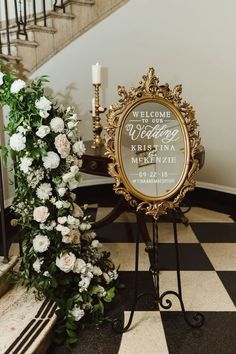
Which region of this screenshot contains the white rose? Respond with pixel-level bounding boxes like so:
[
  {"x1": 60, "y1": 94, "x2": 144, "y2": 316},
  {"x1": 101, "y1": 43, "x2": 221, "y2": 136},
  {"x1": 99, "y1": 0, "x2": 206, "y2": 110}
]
[
  {"x1": 72, "y1": 141, "x2": 86, "y2": 157},
  {"x1": 56, "y1": 252, "x2": 76, "y2": 273},
  {"x1": 35, "y1": 96, "x2": 52, "y2": 112},
  {"x1": 58, "y1": 187, "x2": 67, "y2": 197},
  {"x1": 36, "y1": 183, "x2": 52, "y2": 200},
  {"x1": 10, "y1": 79, "x2": 26, "y2": 94},
  {"x1": 33, "y1": 206, "x2": 49, "y2": 223},
  {"x1": 54, "y1": 134, "x2": 70, "y2": 158},
  {"x1": 36, "y1": 125, "x2": 50, "y2": 138},
  {"x1": 57, "y1": 216, "x2": 67, "y2": 224},
  {"x1": 69, "y1": 305, "x2": 85, "y2": 322},
  {"x1": 42, "y1": 151, "x2": 60, "y2": 169},
  {"x1": 67, "y1": 121, "x2": 75, "y2": 130},
  {"x1": 10, "y1": 133, "x2": 26, "y2": 151},
  {"x1": 32, "y1": 258, "x2": 42, "y2": 273},
  {"x1": 33, "y1": 234, "x2": 50, "y2": 253},
  {"x1": 0, "y1": 72, "x2": 4, "y2": 85},
  {"x1": 50, "y1": 117, "x2": 64, "y2": 133},
  {"x1": 19, "y1": 156, "x2": 33, "y2": 173}
]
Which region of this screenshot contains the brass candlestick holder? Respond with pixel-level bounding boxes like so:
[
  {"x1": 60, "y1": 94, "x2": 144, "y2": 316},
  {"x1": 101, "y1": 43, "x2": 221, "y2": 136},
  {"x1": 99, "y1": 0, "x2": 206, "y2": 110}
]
[{"x1": 91, "y1": 84, "x2": 106, "y2": 149}]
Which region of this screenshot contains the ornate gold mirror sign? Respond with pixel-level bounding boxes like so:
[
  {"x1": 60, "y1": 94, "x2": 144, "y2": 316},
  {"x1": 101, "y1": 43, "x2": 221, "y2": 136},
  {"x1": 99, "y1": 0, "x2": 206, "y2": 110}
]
[{"x1": 105, "y1": 68, "x2": 201, "y2": 218}]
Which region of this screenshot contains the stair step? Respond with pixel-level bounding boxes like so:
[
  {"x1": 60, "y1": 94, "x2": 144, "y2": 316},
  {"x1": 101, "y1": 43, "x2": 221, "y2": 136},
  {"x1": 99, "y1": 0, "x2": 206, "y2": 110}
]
[
  {"x1": 0, "y1": 285, "x2": 57, "y2": 354},
  {"x1": 0, "y1": 255, "x2": 18, "y2": 298}
]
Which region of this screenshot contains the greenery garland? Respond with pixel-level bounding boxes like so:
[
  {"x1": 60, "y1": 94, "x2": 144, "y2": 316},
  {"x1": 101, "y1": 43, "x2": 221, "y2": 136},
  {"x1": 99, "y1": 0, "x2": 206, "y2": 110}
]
[{"x1": 0, "y1": 62, "x2": 118, "y2": 345}]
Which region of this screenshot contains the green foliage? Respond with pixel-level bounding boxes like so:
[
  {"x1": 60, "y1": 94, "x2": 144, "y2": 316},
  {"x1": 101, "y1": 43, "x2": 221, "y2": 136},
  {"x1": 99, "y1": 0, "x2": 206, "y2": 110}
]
[{"x1": 0, "y1": 61, "x2": 118, "y2": 346}]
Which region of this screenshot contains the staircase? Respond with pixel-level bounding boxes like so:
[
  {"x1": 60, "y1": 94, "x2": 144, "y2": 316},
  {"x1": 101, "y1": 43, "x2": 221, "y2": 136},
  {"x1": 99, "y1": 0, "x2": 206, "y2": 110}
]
[{"x1": 0, "y1": 0, "x2": 128, "y2": 77}]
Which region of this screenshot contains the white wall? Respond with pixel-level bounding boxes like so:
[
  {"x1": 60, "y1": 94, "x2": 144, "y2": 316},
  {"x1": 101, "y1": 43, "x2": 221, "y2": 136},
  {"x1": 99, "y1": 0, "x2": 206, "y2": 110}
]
[{"x1": 29, "y1": 0, "x2": 236, "y2": 193}]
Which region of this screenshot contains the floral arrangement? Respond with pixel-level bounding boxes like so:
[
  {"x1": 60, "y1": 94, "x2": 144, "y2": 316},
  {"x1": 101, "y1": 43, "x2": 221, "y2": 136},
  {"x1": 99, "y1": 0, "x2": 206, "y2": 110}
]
[{"x1": 0, "y1": 62, "x2": 118, "y2": 345}]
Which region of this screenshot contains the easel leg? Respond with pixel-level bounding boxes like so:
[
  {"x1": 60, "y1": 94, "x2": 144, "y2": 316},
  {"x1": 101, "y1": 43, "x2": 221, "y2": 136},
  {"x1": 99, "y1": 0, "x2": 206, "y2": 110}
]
[{"x1": 159, "y1": 209, "x2": 205, "y2": 327}]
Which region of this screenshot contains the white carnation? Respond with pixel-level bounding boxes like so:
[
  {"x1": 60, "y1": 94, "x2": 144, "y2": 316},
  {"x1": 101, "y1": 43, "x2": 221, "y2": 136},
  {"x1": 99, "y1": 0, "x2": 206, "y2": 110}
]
[
  {"x1": 42, "y1": 151, "x2": 60, "y2": 169},
  {"x1": 19, "y1": 156, "x2": 33, "y2": 173},
  {"x1": 33, "y1": 234, "x2": 50, "y2": 253},
  {"x1": 0, "y1": 72, "x2": 4, "y2": 85},
  {"x1": 72, "y1": 140, "x2": 86, "y2": 157},
  {"x1": 10, "y1": 133, "x2": 26, "y2": 151},
  {"x1": 10, "y1": 79, "x2": 26, "y2": 94},
  {"x1": 56, "y1": 252, "x2": 76, "y2": 273},
  {"x1": 69, "y1": 305, "x2": 85, "y2": 322},
  {"x1": 35, "y1": 96, "x2": 52, "y2": 112},
  {"x1": 36, "y1": 183, "x2": 52, "y2": 200},
  {"x1": 50, "y1": 117, "x2": 64, "y2": 133},
  {"x1": 36, "y1": 125, "x2": 50, "y2": 138}
]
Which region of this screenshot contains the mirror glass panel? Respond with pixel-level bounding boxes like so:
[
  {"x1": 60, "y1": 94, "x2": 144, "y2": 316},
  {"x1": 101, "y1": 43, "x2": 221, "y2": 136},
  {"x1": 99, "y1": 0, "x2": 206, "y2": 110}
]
[{"x1": 119, "y1": 100, "x2": 186, "y2": 199}]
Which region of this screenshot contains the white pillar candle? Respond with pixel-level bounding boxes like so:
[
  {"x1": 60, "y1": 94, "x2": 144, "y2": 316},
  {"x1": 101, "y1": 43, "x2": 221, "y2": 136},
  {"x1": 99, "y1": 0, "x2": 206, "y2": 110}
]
[
  {"x1": 92, "y1": 62, "x2": 101, "y2": 84},
  {"x1": 92, "y1": 97, "x2": 95, "y2": 116}
]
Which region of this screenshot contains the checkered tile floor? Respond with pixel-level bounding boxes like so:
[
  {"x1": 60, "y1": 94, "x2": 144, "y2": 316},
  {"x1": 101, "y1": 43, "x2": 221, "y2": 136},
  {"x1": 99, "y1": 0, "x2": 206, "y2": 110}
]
[{"x1": 51, "y1": 205, "x2": 236, "y2": 354}]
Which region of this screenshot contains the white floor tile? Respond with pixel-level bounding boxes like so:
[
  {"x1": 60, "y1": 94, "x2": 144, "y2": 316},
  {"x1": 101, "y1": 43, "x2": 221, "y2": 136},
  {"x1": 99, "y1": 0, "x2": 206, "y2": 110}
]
[
  {"x1": 202, "y1": 244, "x2": 236, "y2": 270},
  {"x1": 96, "y1": 208, "x2": 137, "y2": 223},
  {"x1": 187, "y1": 207, "x2": 233, "y2": 223},
  {"x1": 103, "y1": 243, "x2": 150, "y2": 271},
  {"x1": 146, "y1": 222, "x2": 199, "y2": 243},
  {"x1": 118, "y1": 311, "x2": 169, "y2": 354},
  {"x1": 159, "y1": 271, "x2": 235, "y2": 312}
]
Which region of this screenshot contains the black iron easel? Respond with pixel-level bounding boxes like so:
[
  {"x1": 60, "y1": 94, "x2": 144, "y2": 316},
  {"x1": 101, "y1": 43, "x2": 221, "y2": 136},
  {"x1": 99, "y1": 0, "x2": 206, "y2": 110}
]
[{"x1": 111, "y1": 208, "x2": 205, "y2": 333}]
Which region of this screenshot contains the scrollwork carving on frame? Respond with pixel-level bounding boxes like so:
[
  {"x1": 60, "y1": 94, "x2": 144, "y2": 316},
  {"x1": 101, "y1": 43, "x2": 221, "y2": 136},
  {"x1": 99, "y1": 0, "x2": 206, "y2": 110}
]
[{"x1": 105, "y1": 68, "x2": 202, "y2": 219}]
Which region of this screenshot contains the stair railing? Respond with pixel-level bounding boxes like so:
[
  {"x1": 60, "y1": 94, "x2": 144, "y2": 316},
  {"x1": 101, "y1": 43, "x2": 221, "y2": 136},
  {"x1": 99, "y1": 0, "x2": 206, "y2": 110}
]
[{"x1": 0, "y1": 0, "x2": 66, "y2": 56}]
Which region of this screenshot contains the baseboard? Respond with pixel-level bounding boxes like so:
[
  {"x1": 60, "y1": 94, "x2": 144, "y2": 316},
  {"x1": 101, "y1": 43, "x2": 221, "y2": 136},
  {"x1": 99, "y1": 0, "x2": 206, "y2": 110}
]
[{"x1": 196, "y1": 181, "x2": 236, "y2": 195}]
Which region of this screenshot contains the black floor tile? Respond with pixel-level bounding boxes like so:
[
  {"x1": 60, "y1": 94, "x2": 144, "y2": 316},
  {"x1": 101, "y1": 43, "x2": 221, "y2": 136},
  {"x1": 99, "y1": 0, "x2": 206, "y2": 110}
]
[
  {"x1": 117, "y1": 271, "x2": 158, "y2": 311},
  {"x1": 48, "y1": 320, "x2": 122, "y2": 354},
  {"x1": 161, "y1": 311, "x2": 236, "y2": 354},
  {"x1": 217, "y1": 271, "x2": 236, "y2": 307},
  {"x1": 158, "y1": 244, "x2": 214, "y2": 270},
  {"x1": 95, "y1": 223, "x2": 144, "y2": 243},
  {"x1": 191, "y1": 223, "x2": 236, "y2": 243}
]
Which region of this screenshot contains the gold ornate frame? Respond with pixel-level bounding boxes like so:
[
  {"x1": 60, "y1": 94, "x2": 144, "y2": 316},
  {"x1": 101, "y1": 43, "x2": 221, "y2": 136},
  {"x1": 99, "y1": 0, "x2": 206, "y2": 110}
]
[{"x1": 105, "y1": 68, "x2": 201, "y2": 219}]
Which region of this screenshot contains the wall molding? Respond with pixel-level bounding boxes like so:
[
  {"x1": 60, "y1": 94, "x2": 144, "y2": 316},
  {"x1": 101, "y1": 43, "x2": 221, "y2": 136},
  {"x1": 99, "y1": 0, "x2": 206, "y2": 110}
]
[{"x1": 196, "y1": 181, "x2": 236, "y2": 195}]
